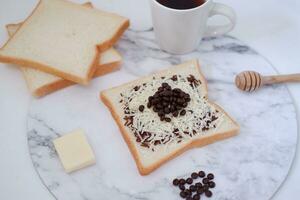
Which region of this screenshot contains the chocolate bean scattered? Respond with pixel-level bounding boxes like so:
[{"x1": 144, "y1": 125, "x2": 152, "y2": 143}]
[
  {"x1": 192, "y1": 194, "x2": 200, "y2": 200},
  {"x1": 197, "y1": 187, "x2": 205, "y2": 194},
  {"x1": 179, "y1": 184, "x2": 186, "y2": 191},
  {"x1": 207, "y1": 173, "x2": 214, "y2": 180},
  {"x1": 202, "y1": 184, "x2": 209, "y2": 191},
  {"x1": 205, "y1": 190, "x2": 212, "y2": 197},
  {"x1": 189, "y1": 185, "x2": 197, "y2": 192},
  {"x1": 208, "y1": 181, "x2": 215, "y2": 188},
  {"x1": 195, "y1": 182, "x2": 202, "y2": 188},
  {"x1": 180, "y1": 191, "x2": 187, "y2": 198},
  {"x1": 172, "y1": 170, "x2": 216, "y2": 199},
  {"x1": 186, "y1": 178, "x2": 193, "y2": 184},
  {"x1": 139, "y1": 105, "x2": 145, "y2": 112},
  {"x1": 185, "y1": 189, "x2": 191, "y2": 196},
  {"x1": 146, "y1": 82, "x2": 190, "y2": 122},
  {"x1": 202, "y1": 178, "x2": 209, "y2": 184},
  {"x1": 198, "y1": 171, "x2": 205, "y2": 178},
  {"x1": 173, "y1": 179, "x2": 179, "y2": 186},
  {"x1": 191, "y1": 172, "x2": 198, "y2": 179},
  {"x1": 179, "y1": 179, "x2": 186, "y2": 185}
]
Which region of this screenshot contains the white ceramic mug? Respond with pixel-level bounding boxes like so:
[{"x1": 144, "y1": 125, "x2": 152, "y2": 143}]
[{"x1": 149, "y1": 0, "x2": 236, "y2": 54}]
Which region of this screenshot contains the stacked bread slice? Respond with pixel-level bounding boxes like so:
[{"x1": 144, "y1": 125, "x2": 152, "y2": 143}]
[{"x1": 0, "y1": 0, "x2": 129, "y2": 97}]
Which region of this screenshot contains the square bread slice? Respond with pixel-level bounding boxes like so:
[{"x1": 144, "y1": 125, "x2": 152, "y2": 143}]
[
  {"x1": 5, "y1": 3, "x2": 122, "y2": 97},
  {"x1": 0, "y1": 0, "x2": 129, "y2": 84},
  {"x1": 101, "y1": 60, "x2": 239, "y2": 175}
]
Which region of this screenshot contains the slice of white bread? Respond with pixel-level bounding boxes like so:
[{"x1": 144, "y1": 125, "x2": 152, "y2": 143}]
[
  {"x1": 0, "y1": 0, "x2": 129, "y2": 84},
  {"x1": 5, "y1": 3, "x2": 122, "y2": 97},
  {"x1": 101, "y1": 60, "x2": 239, "y2": 175}
]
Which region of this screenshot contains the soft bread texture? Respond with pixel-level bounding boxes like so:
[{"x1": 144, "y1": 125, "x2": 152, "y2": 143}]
[
  {"x1": 0, "y1": 0, "x2": 129, "y2": 84},
  {"x1": 6, "y1": 22, "x2": 121, "y2": 97},
  {"x1": 101, "y1": 60, "x2": 239, "y2": 175}
]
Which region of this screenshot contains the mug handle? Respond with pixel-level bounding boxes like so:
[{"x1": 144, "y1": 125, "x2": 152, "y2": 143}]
[{"x1": 204, "y1": 3, "x2": 236, "y2": 37}]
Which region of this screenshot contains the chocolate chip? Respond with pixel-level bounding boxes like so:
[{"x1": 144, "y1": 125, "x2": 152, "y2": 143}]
[
  {"x1": 165, "y1": 117, "x2": 171, "y2": 122},
  {"x1": 139, "y1": 105, "x2": 145, "y2": 112},
  {"x1": 189, "y1": 185, "x2": 197, "y2": 192},
  {"x1": 186, "y1": 197, "x2": 193, "y2": 200},
  {"x1": 179, "y1": 179, "x2": 186, "y2": 185},
  {"x1": 173, "y1": 179, "x2": 179, "y2": 186},
  {"x1": 205, "y1": 190, "x2": 212, "y2": 197},
  {"x1": 202, "y1": 178, "x2": 209, "y2": 184},
  {"x1": 156, "y1": 104, "x2": 163, "y2": 109},
  {"x1": 207, "y1": 173, "x2": 214, "y2": 180},
  {"x1": 162, "y1": 83, "x2": 169, "y2": 88},
  {"x1": 164, "y1": 107, "x2": 171, "y2": 114},
  {"x1": 148, "y1": 96, "x2": 154, "y2": 102},
  {"x1": 180, "y1": 191, "x2": 187, "y2": 198},
  {"x1": 192, "y1": 194, "x2": 200, "y2": 200},
  {"x1": 208, "y1": 181, "x2": 215, "y2": 188},
  {"x1": 186, "y1": 178, "x2": 193, "y2": 184},
  {"x1": 191, "y1": 172, "x2": 198, "y2": 179},
  {"x1": 158, "y1": 111, "x2": 165, "y2": 117},
  {"x1": 198, "y1": 171, "x2": 205, "y2": 178},
  {"x1": 179, "y1": 184, "x2": 186, "y2": 191},
  {"x1": 176, "y1": 105, "x2": 183, "y2": 110},
  {"x1": 182, "y1": 102, "x2": 188, "y2": 108},
  {"x1": 147, "y1": 82, "x2": 192, "y2": 121},
  {"x1": 180, "y1": 109, "x2": 186, "y2": 116},
  {"x1": 173, "y1": 111, "x2": 179, "y2": 117},
  {"x1": 173, "y1": 88, "x2": 181, "y2": 93},
  {"x1": 152, "y1": 98, "x2": 159, "y2": 105},
  {"x1": 160, "y1": 116, "x2": 165, "y2": 121}
]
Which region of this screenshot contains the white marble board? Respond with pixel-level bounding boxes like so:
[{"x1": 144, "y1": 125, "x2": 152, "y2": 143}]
[{"x1": 27, "y1": 31, "x2": 297, "y2": 200}]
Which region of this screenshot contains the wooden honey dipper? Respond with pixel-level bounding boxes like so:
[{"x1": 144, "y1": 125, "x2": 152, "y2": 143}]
[{"x1": 235, "y1": 71, "x2": 300, "y2": 92}]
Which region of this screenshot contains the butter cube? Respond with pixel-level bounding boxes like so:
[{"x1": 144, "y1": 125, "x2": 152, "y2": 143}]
[{"x1": 53, "y1": 129, "x2": 95, "y2": 173}]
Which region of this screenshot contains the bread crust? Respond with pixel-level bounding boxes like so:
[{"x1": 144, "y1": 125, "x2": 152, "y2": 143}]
[
  {"x1": 34, "y1": 61, "x2": 120, "y2": 97},
  {"x1": 100, "y1": 60, "x2": 239, "y2": 175},
  {"x1": 0, "y1": 0, "x2": 129, "y2": 85}
]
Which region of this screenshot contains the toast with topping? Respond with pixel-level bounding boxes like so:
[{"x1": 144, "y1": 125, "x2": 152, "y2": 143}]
[
  {"x1": 0, "y1": 0, "x2": 129, "y2": 84},
  {"x1": 5, "y1": 2, "x2": 122, "y2": 97},
  {"x1": 101, "y1": 60, "x2": 239, "y2": 175}
]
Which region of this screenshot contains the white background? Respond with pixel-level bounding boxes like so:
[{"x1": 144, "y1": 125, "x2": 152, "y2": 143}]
[{"x1": 0, "y1": 0, "x2": 299, "y2": 199}]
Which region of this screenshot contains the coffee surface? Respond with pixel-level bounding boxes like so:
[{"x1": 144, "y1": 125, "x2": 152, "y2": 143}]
[{"x1": 156, "y1": 0, "x2": 206, "y2": 10}]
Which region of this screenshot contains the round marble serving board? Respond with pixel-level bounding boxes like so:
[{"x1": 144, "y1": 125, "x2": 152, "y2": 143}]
[{"x1": 27, "y1": 31, "x2": 298, "y2": 200}]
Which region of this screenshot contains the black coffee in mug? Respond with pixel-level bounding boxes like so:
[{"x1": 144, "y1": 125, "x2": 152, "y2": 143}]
[{"x1": 156, "y1": 0, "x2": 206, "y2": 10}]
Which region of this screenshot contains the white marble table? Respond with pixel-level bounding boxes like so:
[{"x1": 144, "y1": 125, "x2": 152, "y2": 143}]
[{"x1": 0, "y1": 0, "x2": 300, "y2": 200}]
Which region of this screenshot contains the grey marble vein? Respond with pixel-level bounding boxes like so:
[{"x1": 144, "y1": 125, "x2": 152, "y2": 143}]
[{"x1": 26, "y1": 30, "x2": 297, "y2": 200}]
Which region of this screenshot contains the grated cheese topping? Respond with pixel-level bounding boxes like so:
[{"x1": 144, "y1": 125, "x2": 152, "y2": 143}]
[{"x1": 120, "y1": 74, "x2": 223, "y2": 152}]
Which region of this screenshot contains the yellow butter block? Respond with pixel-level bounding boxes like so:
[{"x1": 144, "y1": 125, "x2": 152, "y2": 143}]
[{"x1": 53, "y1": 129, "x2": 96, "y2": 173}]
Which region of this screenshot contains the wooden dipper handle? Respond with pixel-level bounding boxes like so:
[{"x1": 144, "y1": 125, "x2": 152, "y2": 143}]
[{"x1": 235, "y1": 71, "x2": 300, "y2": 92}]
